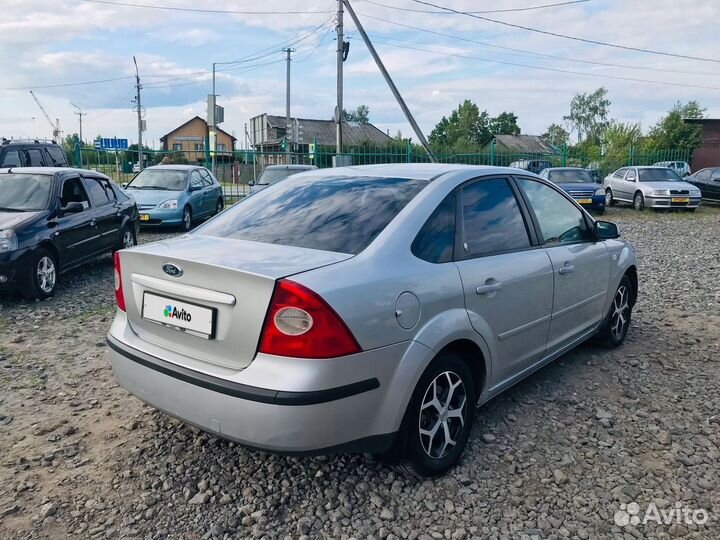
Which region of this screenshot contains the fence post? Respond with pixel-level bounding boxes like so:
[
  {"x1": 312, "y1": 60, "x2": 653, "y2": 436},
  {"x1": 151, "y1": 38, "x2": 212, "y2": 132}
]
[
  {"x1": 490, "y1": 139, "x2": 496, "y2": 166},
  {"x1": 562, "y1": 143, "x2": 567, "y2": 167},
  {"x1": 407, "y1": 138, "x2": 412, "y2": 163},
  {"x1": 629, "y1": 145, "x2": 635, "y2": 166}
]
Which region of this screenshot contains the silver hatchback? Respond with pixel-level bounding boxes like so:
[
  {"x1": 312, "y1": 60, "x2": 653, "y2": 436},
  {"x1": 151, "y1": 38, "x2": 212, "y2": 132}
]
[{"x1": 108, "y1": 164, "x2": 638, "y2": 476}]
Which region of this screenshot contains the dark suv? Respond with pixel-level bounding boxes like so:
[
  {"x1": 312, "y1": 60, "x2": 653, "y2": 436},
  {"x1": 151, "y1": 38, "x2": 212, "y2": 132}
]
[{"x1": 0, "y1": 139, "x2": 68, "y2": 168}]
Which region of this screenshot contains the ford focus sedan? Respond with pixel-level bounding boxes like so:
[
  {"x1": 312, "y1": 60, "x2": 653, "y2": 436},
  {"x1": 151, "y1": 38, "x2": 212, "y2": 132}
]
[
  {"x1": 603, "y1": 166, "x2": 702, "y2": 211},
  {"x1": 125, "y1": 165, "x2": 224, "y2": 231},
  {"x1": 538, "y1": 167, "x2": 605, "y2": 213},
  {"x1": 107, "y1": 164, "x2": 638, "y2": 476}
]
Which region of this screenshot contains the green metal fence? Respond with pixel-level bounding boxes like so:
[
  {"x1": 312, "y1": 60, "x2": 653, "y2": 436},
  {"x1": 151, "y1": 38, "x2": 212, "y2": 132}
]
[{"x1": 68, "y1": 142, "x2": 693, "y2": 205}]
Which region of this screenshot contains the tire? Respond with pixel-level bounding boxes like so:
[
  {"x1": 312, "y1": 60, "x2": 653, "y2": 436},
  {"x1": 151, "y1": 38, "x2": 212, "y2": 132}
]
[
  {"x1": 596, "y1": 275, "x2": 634, "y2": 348},
  {"x1": 633, "y1": 191, "x2": 645, "y2": 211},
  {"x1": 181, "y1": 206, "x2": 192, "y2": 232},
  {"x1": 116, "y1": 226, "x2": 136, "y2": 252},
  {"x1": 404, "y1": 353, "x2": 476, "y2": 477},
  {"x1": 215, "y1": 198, "x2": 224, "y2": 215},
  {"x1": 605, "y1": 189, "x2": 615, "y2": 207},
  {"x1": 24, "y1": 248, "x2": 58, "y2": 300}
]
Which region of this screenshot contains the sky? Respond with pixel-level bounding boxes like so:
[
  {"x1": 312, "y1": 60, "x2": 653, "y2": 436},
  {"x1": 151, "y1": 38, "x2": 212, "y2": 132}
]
[{"x1": 1, "y1": 0, "x2": 719, "y2": 149}]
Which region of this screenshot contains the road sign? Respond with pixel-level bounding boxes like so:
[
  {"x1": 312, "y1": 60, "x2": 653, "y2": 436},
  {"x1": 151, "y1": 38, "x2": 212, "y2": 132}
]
[{"x1": 95, "y1": 138, "x2": 129, "y2": 150}]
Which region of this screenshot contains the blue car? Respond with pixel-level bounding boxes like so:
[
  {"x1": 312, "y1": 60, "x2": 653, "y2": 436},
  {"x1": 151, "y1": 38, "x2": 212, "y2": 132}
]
[
  {"x1": 538, "y1": 167, "x2": 606, "y2": 214},
  {"x1": 124, "y1": 165, "x2": 224, "y2": 231}
]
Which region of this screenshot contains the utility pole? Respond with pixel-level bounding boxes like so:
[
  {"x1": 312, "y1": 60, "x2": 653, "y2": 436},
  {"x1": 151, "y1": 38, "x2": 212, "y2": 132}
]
[
  {"x1": 336, "y1": 0, "x2": 344, "y2": 155},
  {"x1": 343, "y1": 0, "x2": 436, "y2": 162},
  {"x1": 283, "y1": 48, "x2": 295, "y2": 162},
  {"x1": 133, "y1": 56, "x2": 144, "y2": 172},
  {"x1": 211, "y1": 63, "x2": 217, "y2": 176},
  {"x1": 71, "y1": 103, "x2": 85, "y2": 167}
]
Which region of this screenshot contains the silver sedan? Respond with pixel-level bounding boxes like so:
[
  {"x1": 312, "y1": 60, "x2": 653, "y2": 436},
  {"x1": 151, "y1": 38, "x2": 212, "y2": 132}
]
[
  {"x1": 603, "y1": 166, "x2": 702, "y2": 211},
  {"x1": 107, "y1": 164, "x2": 638, "y2": 476}
]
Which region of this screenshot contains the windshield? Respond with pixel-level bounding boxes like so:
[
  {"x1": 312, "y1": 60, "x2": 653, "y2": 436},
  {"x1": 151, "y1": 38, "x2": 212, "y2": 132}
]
[
  {"x1": 196, "y1": 175, "x2": 429, "y2": 254},
  {"x1": 639, "y1": 169, "x2": 682, "y2": 182},
  {"x1": 0, "y1": 174, "x2": 53, "y2": 211},
  {"x1": 256, "y1": 168, "x2": 309, "y2": 185},
  {"x1": 548, "y1": 169, "x2": 594, "y2": 183},
  {"x1": 127, "y1": 169, "x2": 188, "y2": 191}
]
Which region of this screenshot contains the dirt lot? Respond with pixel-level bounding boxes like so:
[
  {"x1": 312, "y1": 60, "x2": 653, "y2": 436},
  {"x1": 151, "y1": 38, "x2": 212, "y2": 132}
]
[{"x1": 1, "y1": 207, "x2": 719, "y2": 540}]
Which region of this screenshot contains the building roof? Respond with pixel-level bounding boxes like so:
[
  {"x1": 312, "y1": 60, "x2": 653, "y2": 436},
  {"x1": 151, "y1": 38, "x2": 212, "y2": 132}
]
[
  {"x1": 493, "y1": 134, "x2": 557, "y2": 154},
  {"x1": 261, "y1": 115, "x2": 392, "y2": 146},
  {"x1": 683, "y1": 118, "x2": 719, "y2": 124},
  {"x1": 159, "y1": 116, "x2": 237, "y2": 142}
]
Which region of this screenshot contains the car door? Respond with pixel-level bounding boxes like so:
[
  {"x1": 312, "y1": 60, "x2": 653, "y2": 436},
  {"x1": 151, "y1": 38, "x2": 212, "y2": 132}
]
[
  {"x1": 707, "y1": 169, "x2": 720, "y2": 201},
  {"x1": 612, "y1": 167, "x2": 633, "y2": 201},
  {"x1": 82, "y1": 176, "x2": 121, "y2": 251},
  {"x1": 199, "y1": 169, "x2": 217, "y2": 215},
  {"x1": 188, "y1": 170, "x2": 206, "y2": 216},
  {"x1": 55, "y1": 176, "x2": 102, "y2": 266},
  {"x1": 24, "y1": 147, "x2": 47, "y2": 167},
  {"x1": 515, "y1": 177, "x2": 610, "y2": 353},
  {"x1": 453, "y1": 177, "x2": 554, "y2": 386}
]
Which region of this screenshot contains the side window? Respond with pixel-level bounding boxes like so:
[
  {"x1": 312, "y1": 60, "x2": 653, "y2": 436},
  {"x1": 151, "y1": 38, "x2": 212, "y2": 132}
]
[
  {"x1": 60, "y1": 178, "x2": 90, "y2": 210},
  {"x1": 1, "y1": 150, "x2": 22, "y2": 167},
  {"x1": 83, "y1": 178, "x2": 113, "y2": 207},
  {"x1": 25, "y1": 148, "x2": 45, "y2": 166},
  {"x1": 625, "y1": 169, "x2": 637, "y2": 181},
  {"x1": 45, "y1": 146, "x2": 67, "y2": 166},
  {"x1": 613, "y1": 168, "x2": 626, "y2": 179},
  {"x1": 111, "y1": 183, "x2": 129, "y2": 202},
  {"x1": 460, "y1": 178, "x2": 530, "y2": 257},
  {"x1": 412, "y1": 192, "x2": 456, "y2": 263},
  {"x1": 199, "y1": 169, "x2": 214, "y2": 187},
  {"x1": 190, "y1": 171, "x2": 204, "y2": 189},
  {"x1": 517, "y1": 178, "x2": 593, "y2": 245}
]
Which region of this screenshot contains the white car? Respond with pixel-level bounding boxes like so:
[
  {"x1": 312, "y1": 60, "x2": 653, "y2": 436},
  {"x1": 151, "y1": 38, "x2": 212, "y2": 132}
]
[
  {"x1": 603, "y1": 166, "x2": 702, "y2": 211},
  {"x1": 248, "y1": 164, "x2": 316, "y2": 195},
  {"x1": 653, "y1": 160, "x2": 691, "y2": 177}
]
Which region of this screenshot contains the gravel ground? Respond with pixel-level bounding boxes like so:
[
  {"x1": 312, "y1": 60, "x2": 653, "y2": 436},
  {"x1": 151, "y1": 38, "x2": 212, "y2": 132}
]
[{"x1": 1, "y1": 207, "x2": 719, "y2": 540}]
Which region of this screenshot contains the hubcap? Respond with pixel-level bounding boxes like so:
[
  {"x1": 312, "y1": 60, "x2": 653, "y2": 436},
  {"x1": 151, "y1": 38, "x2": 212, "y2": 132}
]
[
  {"x1": 184, "y1": 210, "x2": 191, "y2": 229},
  {"x1": 610, "y1": 285, "x2": 630, "y2": 340},
  {"x1": 37, "y1": 256, "x2": 56, "y2": 294},
  {"x1": 419, "y1": 371, "x2": 467, "y2": 459},
  {"x1": 634, "y1": 195, "x2": 642, "y2": 210},
  {"x1": 122, "y1": 230, "x2": 135, "y2": 248},
  {"x1": 605, "y1": 190, "x2": 612, "y2": 206}
]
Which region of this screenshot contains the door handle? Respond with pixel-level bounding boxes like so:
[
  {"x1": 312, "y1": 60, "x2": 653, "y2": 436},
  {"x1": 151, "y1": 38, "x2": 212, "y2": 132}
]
[
  {"x1": 558, "y1": 264, "x2": 575, "y2": 275},
  {"x1": 90, "y1": 219, "x2": 97, "y2": 227},
  {"x1": 476, "y1": 280, "x2": 503, "y2": 295}
]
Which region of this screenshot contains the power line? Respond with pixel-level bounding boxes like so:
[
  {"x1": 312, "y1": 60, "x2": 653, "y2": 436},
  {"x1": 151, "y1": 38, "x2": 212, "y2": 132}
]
[
  {"x1": 365, "y1": 0, "x2": 590, "y2": 14},
  {"x1": 80, "y1": 0, "x2": 332, "y2": 15},
  {"x1": 407, "y1": 0, "x2": 720, "y2": 64},
  {"x1": 144, "y1": 60, "x2": 286, "y2": 90},
  {"x1": 355, "y1": 12, "x2": 720, "y2": 77},
  {"x1": 356, "y1": 37, "x2": 720, "y2": 91},
  {"x1": 5, "y1": 76, "x2": 133, "y2": 90}
]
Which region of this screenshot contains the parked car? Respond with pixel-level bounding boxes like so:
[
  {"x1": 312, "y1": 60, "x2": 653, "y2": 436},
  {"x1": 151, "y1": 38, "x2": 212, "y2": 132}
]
[
  {"x1": 249, "y1": 164, "x2": 317, "y2": 194},
  {"x1": 509, "y1": 159, "x2": 554, "y2": 175},
  {"x1": 538, "y1": 167, "x2": 605, "y2": 213},
  {"x1": 603, "y1": 166, "x2": 702, "y2": 211},
  {"x1": 653, "y1": 160, "x2": 691, "y2": 177},
  {"x1": 107, "y1": 164, "x2": 638, "y2": 476},
  {"x1": 124, "y1": 165, "x2": 224, "y2": 231},
  {"x1": 686, "y1": 167, "x2": 720, "y2": 203},
  {"x1": 0, "y1": 139, "x2": 68, "y2": 168},
  {"x1": 0, "y1": 167, "x2": 138, "y2": 299},
  {"x1": 132, "y1": 163, "x2": 141, "y2": 173}
]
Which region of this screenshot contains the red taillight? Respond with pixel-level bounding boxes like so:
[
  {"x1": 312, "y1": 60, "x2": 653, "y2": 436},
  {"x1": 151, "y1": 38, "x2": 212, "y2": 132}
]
[
  {"x1": 113, "y1": 251, "x2": 126, "y2": 312},
  {"x1": 259, "y1": 279, "x2": 361, "y2": 359}
]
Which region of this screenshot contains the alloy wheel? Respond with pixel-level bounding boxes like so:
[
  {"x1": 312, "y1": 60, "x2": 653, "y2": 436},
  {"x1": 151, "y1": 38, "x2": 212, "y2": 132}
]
[
  {"x1": 122, "y1": 230, "x2": 135, "y2": 248},
  {"x1": 605, "y1": 190, "x2": 613, "y2": 206},
  {"x1": 37, "y1": 256, "x2": 56, "y2": 294},
  {"x1": 418, "y1": 371, "x2": 467, "y2": 459},
  {"x1": 183, "y1": 209, "x2": 191, "y2": 230},
  {"x1": 634, "y1": 193, "x2": 644, "y2": 211},
  {"x1": 610, "y1": 285, "x2": 630, "y2": 340}
]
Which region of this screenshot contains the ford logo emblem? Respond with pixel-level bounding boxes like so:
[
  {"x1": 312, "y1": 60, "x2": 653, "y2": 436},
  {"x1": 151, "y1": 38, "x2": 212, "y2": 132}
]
[{"x1": 162, "y1": 263, "x2": 183, "y2": 278}]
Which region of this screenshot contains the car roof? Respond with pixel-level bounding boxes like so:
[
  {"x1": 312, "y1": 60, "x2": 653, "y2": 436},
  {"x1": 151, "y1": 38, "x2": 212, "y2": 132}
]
[
  {"x1": 143, "y1": 165, "x2": 204, "y2": 171},
  {"x1": 303, "y1": 163, "x2": 531, "y2": 181},
  {"x1": 543, "y1": 167, "x2": 587, "y2": 171},
  {"x1": 264, "y1": 164, "x2": 317, "y2": 170},
  {"x1": 0, "y1": 140, "x2": 61, "y2": 146},
  {"x1": 0, "y1": 166, "x2": 111, "y2": 178}
]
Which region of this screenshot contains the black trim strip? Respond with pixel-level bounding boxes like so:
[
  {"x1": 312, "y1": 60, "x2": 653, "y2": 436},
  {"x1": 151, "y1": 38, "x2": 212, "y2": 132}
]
[{"x1": 106, "y1": 337, "x2": 379, "y2": 406}]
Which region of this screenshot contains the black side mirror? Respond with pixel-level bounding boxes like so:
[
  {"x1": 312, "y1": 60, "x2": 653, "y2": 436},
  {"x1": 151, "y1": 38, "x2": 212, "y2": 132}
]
[
  {"x1": 248, "y1": 180, "x2": 256, "y2": 187},
  {"x1": 60, "y1": 201, "x2": 84, "y2": 215},
  {"x1": 595, "y1": 220, "x2": 619, "y2": 240}
]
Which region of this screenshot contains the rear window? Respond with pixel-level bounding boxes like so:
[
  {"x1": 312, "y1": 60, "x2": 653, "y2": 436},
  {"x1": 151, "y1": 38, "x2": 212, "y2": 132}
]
[
  {"x1": 197, "y1": 175, "x2": 429, "y2": 254},
  {"x1": 45, "y1": 146, "x2": 67, "y2": 166}
]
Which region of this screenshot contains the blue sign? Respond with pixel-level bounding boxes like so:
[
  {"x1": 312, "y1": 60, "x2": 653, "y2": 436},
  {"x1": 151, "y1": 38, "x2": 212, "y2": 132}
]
[{"x1": 95, "y1": 138, "x2": 129, "y2": 150}]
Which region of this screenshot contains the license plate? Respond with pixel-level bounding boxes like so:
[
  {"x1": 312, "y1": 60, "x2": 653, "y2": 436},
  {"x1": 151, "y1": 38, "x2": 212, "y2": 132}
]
[
  {"x1": 140, "y1": 214, "x2": 150, "y2": 221},
  {"x1": 671, "y1": 197, "x2": 689, "y2": 203},
  {"x1": 576, "y1": 198, "x2": 592, "y2": 204},
  {"x1": 142, "y1": 292, "x2": 216, "y2": 338}
]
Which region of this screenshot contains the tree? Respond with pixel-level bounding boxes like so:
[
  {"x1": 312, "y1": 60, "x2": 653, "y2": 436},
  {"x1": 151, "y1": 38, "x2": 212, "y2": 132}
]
[
  {"x1": 646, "y1": 101, "x2": 705, "y2": 151},
  {"x1": 429, "y1": 100, "x2": 491, "y2": 150},
  {"x1": 564, "y1": 87, "x2": 611, "y2": 144},
  {"x1": 343, "y1": 104, "x2": 370, "y2": 123},
  {"x1": 541, "y1": 123, "x2": 569, "y2": 147},
  {"x1": 603, "y1": 121, "x2": 641, "y2": 150},
  {"x1": 488, "y1": 112, "x2": 521, "y2": 136}
]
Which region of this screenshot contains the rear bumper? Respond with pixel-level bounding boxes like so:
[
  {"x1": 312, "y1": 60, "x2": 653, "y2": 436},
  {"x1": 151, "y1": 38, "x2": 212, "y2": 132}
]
[{"x1": 105, "y1": 312, "x2": 424, "y2": 454}]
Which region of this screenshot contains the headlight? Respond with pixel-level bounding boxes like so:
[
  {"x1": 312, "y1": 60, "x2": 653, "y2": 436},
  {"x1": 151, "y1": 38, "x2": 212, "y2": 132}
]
[
  {"x1": 158, "y1": 200, "x2": 178, "y2": 210},
  {"x1": 651, "y1": 189, "x2": 670, "y2": 196},
  {"x1": 594, "y1": 188, "x2": 605, "y2": 196},
  {"x1": 0, "y1": 230, "x2": 18, "y2": 253},
  {"x1": 690, "y1": 189, "x2": 701, "y2": 196}
]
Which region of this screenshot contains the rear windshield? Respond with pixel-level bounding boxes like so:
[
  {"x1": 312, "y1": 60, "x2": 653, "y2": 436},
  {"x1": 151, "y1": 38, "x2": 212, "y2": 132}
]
[
  {"x1": 639, "y1": 169, "x2": 682, "y2": 182},
  {"x1": 256, "y1": 168, "x2": 309, "y2": 185},
  {"x1": 548, "y1": 169, "x2": 594, "y2": 183},
  {"x1": 197, "y1": 175, "x2": 429, "y2": 254}
]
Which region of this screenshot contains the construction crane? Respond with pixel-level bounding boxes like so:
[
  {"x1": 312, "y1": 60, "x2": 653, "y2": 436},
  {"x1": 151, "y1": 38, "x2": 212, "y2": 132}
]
[{"x1": 29, "y1": 91, "x2": 61, "y2": 140}]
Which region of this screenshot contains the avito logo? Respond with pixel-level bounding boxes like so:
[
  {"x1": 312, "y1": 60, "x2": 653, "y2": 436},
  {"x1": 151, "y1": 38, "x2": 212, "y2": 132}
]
[{"x1": 163, "y1": 304, "x2": 192, "y2": 322}]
